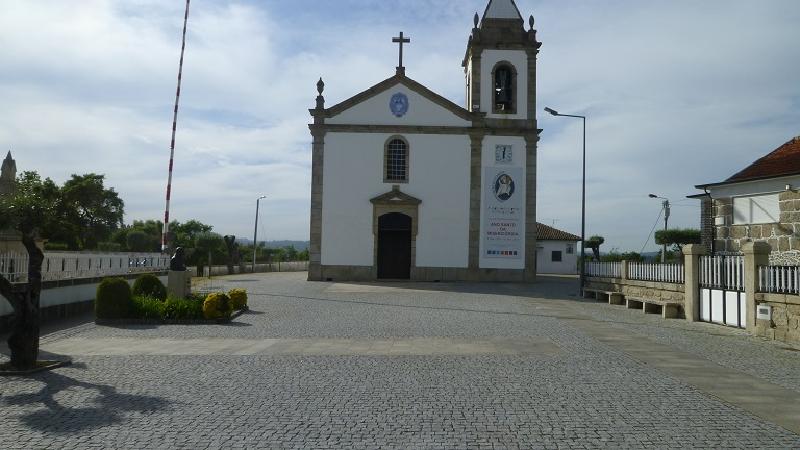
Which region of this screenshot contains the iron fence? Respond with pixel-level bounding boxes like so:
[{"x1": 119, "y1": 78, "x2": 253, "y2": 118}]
[{"x1": 759, "y1": 265, "x2": 800, "y2": 295}]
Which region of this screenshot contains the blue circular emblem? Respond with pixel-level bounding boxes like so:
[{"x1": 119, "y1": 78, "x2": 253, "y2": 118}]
[
  {"x1": 493, "y1": 172, "x2": 515, "y2": 202},
  {"x1": 389, "y1": 93, "x2": 409, "y2": 117}
]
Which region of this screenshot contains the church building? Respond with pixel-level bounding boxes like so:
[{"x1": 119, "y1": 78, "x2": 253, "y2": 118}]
[{"x1": 308, "y1": 0, "x2": 542, "y2": 282}]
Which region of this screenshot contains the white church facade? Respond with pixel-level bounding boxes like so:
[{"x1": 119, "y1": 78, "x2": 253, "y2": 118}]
[{"x1": 308, "y1": 0, "x2": 542, "y2": 282}]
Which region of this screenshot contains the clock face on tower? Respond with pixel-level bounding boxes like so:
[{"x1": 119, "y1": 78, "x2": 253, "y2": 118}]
[{"x1": 495, "y1": 145, "x2": 512, "y2": 164}]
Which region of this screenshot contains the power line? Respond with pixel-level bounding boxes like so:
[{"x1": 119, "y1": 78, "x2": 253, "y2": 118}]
[{"x1": 640, "y1": 206, "x2": 664, "y2": 254}]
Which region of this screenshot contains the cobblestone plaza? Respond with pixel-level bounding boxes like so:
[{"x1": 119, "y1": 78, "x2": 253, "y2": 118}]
[{"x1": 2, "y1": 272, "x2": 800, "y2": 448}]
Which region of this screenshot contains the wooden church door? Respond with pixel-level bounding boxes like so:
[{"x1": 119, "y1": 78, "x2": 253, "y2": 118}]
[{"x1": 377, "y1": 212, "x2": 412, "y2": 279}]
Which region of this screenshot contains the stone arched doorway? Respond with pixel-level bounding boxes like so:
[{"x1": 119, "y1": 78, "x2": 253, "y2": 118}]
[{"x1": 377, "y1": 212, "x2": 412, "y2": 279}]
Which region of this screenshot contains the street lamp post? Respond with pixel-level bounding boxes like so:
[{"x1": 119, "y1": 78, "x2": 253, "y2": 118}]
[
  {"x1": 648, "y1": 194, "x2": 671, "y2": 262},
  {"x1": 253, "y1": 195, "x2": 266, "y2": 273},
  {"x1": 544, "y1": 107, "x2": 586, "y2": 294}
]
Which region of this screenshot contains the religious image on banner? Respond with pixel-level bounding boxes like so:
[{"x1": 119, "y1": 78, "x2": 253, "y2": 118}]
[{"x1": 483, "y1": 167, "x2": 523, "y2": 259}]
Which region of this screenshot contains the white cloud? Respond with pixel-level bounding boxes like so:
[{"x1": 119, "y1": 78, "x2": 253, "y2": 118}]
[{"x1": 0, "y1": 0, "x2": 798, "y2": 251}]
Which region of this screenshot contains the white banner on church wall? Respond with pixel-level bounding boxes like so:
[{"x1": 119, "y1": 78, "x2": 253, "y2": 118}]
[{"x1": 482, "y1": 167, "x2": 523, "y2": 259}]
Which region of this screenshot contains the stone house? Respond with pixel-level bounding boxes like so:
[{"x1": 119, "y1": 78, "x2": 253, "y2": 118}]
[{"x1": 692, "y1": 136, "x2": 800, "y2": 265}]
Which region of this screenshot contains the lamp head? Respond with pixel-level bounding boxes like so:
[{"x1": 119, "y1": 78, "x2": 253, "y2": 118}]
[
  {"x1": 544, "y1": 107, "x2": 559, "y2": 116},
  {"x1": 648, "y1": 194, "x2": 658, "y2": 198}
]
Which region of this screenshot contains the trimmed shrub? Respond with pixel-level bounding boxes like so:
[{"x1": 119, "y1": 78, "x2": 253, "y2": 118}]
[
  {"x1": 228, "y1": 289, "x2": 248, "y2": 310},
  {"x1": 96, "y1": 277, "x2": 132, "y2": 319},
  {"x1": 132, "y1": 274, "x2": 167, "y2": 301},
  {"x1": 131, "y1": 296, "x2": 166, "y2": 320},
  {"x1": 202, "y1": 292, "x2": 233, "y2": 320},
  {"x1": 164, "y1": 296, "x2": 204, "y2": 320}
]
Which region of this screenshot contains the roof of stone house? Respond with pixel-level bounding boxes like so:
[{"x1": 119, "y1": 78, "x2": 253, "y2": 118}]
[
  {"x1": 536, "y1": 223, "x2": 581, "y2": 241},
  {"x1": 695, "y1": 136, "x2": 800, "y2": 188},
  {"x1": 725, "y1": 136, "x2": 800, "y2": 182}
]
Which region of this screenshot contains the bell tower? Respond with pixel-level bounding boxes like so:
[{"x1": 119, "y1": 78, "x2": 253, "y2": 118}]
[
  {"x1": 0, "y1": 151, "x2": 16, "y2": 196},
  {"x1": 463, "y1": 0, "x2": 541, "y2": 122}
]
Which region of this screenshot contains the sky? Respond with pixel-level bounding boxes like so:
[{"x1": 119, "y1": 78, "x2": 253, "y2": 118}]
[{"x1": 1, "y1": 0, "x2": 799, "y2": 253}]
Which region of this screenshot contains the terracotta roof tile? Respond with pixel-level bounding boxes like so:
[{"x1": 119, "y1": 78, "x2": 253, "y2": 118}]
[
  {"x1": 726, "y1": 136, "x2": 800, "y2": 183},
  {"x1": 536, "y1": 223, "x2": 581, "y2": 241}
]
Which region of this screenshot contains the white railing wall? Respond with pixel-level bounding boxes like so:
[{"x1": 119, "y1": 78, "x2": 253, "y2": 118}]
[
  {"x1": 699, "y1": 255, "x2": 744, "y2": 290},
  {"x1": 0, "y1": 251, "x2": 29, "y2": 283},
  {"x1": 759, "y1": 265, "x2": 800, "y2": 295},
  {"x1": 585, "y1": 261, "x2": 621, "y2": 278},
  {"x1": 628, "y1": 262, "x2": 685, "y2": 284},
  {"x1": 0, "y1": 251, "x2": 169, "y2": 283},
  {"x1": 198, "y1": 261, "x2": 310, "y2": 277}
]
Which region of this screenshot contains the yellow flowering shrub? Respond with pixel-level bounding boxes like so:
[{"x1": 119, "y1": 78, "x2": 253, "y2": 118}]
[
  {"x1": 228, "y1": 289, "x2": 248, "y2": 310},
  {"x1": 202, "y1": 292, "x2": 233, "y2": 320}
]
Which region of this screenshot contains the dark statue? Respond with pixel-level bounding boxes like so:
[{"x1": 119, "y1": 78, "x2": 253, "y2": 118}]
[
  {"x1": 223, "y1": 235, "x2": 239, "y2": 275},
  {"x1": 170, "y1": 247, "x2": 186, "y2": 271}
]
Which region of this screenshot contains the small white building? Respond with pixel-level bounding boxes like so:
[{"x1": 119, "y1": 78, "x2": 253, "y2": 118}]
[
  {"x1": 535, "y1": 223, "x2": 580, "y2": 275},
  {"x1": 307, "y1": 0, "x2": 542, "y2": 282}
]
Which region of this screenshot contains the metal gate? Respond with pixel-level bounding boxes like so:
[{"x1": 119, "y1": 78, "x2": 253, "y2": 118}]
[{"x1": 699, "y1": 255, "x2": 746, "y2": 329}]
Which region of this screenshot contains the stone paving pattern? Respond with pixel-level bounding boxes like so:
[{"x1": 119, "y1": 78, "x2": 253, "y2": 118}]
[{"x1": 1, "y1": 272, "x2": 799, "y2": 448}]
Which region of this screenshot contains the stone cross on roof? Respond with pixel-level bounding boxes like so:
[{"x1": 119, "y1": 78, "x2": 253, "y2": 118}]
[{"x1": 392, "y1": 31, "x2": 411, "y2": 73}]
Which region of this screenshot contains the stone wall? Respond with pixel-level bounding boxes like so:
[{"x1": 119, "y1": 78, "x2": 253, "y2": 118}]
[
  {"x1": 713, "y1": 190, "x2": 800, "y2": 265},
  {"x1": 585, "y1": 277, "x2": 685, "y2": 316},
  {"x1": 700, "y1": 197, "x2": 713, "y2": 254},
  {"x1": 754, "y1": 292, "x2": 800, "y2": 344}
]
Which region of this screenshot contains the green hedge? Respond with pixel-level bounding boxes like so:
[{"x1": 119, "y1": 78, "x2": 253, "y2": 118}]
[
  {"x1": 132, "y1": 274, "x2": 167, "y2": 301},
  {"x1": 131, "y1": 296, "x2": 166, "y2": 320},
  {"x1": 162, "y1": 296, "x2": 204, "y2": 320},
  {"x1": 96, "y1": 277, "x2": 132, "y2": 319}
]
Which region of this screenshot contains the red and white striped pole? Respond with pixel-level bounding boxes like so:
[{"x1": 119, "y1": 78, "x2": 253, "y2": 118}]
[{"x1": 162, "y1": 0, "x2": 191, "y2": 252}]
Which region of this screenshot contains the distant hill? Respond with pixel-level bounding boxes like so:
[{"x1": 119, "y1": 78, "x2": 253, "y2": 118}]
[
  {"x1": 235, "y1": 238, "x2": 309, "y2": 251},
  {"x1": 265, "y1": 240, "x2": 309, "y2": 251}
]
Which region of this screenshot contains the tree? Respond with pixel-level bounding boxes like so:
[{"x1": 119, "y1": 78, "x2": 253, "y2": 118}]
[
  {"x1": 60, "y1": 174, "x2": 124, "y2": 249},
  {"x1": 584, "y1": 235, "x2": 605, "y2": 261},
  {"x1": 113, "y1": 220, "x2": 161, "y2": 252},
  {"x1": 0, "y1": 172, "x2": 60, "y2": 370},
  {"x1": 126, "y1": 230, "x2": 153, "y2": 252},
  {"x1": 223, "y1": 235, "x2": 240, "y2": 275},
  {"x1": 170, "y1": 219, "x2": 213, "y2": 250},
  {"x1": 297, "y1": 248, "x2": 309, "y2": 261},
  {"x1": 601, "y1": 251, "x2": 644, "y2": 262},
  {"x1": 282, "y1": 246, "x2": 298, "y2": 261},
  {"x1": 193, "y1": 232, "x2": 225, "y2": 276},
  {"x1": 655, "y1": 228, "x2": 701, "y2": 253}
]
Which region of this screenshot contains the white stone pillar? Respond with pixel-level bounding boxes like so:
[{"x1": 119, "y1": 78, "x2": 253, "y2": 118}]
[
  {"x1": 742, "y1": 242, "x2": 771, "y2": 333},
  {"x1": 682, "y1": 244, "x2": 706, "y2": 322}
]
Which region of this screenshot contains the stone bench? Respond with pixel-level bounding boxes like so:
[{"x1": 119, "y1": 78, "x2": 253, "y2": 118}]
[
  {"x1": 583, "y1": 288, "x2": 624, "y2": 305},
  {"x1": 625, "y1": 296, "x2": 681, "y2": 319}
]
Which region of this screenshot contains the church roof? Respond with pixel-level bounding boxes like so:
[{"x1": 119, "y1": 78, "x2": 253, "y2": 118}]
[
  {"x1": 695, "y1": 135, "x2": 800, "y2": 188},
  {"x1": 319, "y1": 72, "x2": 474, "y2": 122},
  {"x1": 1, "y1": 151, "x2": 14, "y2": 172},
  {"x1": 483, "y1": 0, "x2": 523, "y2": 21},
  {"x1": 536, "y1": 223, "x2": 581, "y2": 241}
]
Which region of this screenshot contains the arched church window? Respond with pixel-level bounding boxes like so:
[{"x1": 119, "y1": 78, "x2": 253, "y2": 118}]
[
  {"x1": 493, "y1": 62, "x2": 516, "y2": 114},
  {"x1": 384, "y1": 137, "x2": 409, "y2": 183}
]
